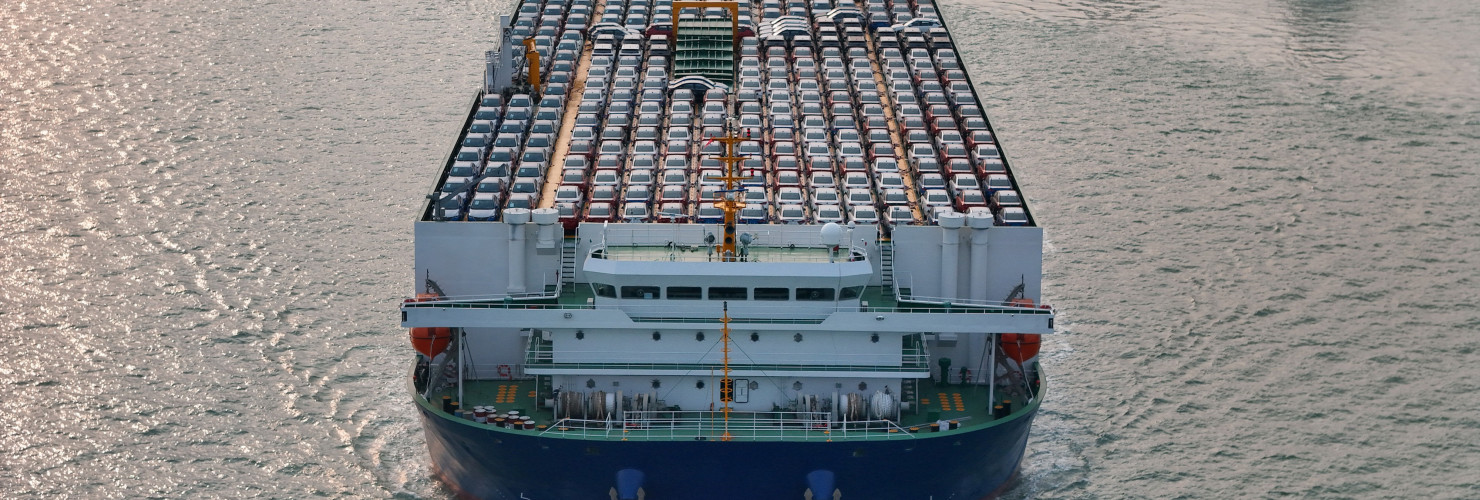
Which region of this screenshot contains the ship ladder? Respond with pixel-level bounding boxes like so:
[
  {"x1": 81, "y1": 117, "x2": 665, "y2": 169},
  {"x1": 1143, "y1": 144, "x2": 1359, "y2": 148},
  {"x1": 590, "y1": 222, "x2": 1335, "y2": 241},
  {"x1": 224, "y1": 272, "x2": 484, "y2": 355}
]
[
  {"x1": 880, "y1": 239, "x2": 895, "y2": 289},
  {"x1": 560, "y1": 237, "x2": 578, "y2": 285}
]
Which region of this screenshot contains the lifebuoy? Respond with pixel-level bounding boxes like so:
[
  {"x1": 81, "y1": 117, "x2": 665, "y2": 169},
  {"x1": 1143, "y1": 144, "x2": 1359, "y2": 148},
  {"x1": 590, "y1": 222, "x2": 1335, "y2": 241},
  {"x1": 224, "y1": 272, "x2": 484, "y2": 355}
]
[{"x1": 497, "y1": 364, "x2": 512, "y2": 379}]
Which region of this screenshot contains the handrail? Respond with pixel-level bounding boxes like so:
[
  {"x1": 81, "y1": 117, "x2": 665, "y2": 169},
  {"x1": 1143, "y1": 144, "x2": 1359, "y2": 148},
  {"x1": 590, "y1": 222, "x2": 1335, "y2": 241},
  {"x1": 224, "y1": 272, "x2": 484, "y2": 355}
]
[
  {"x1": 892, "y1": 272, "x2": 1054, "y2": 311},
  {"x1": 408, "y1": 269, "x2": 562, "y2": 303},
  {"x1": 587, "y1": 242, "x2": 870, "y2": 264},
  {"x1": 402, "y1": 296, "x2": 1053, "y2": 316},
  {"x1": 524, "y1": 343, "x2": 930, "y2": 371},
  {"x1": 538, "y1": 410, "x2": 916, "y2": 441}
]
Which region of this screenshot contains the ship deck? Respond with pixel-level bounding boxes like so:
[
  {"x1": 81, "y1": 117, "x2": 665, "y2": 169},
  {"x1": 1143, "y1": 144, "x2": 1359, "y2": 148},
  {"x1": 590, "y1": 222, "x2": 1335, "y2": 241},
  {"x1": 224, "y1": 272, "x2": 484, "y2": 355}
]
[
  {"x1": 424, "y1": 373, "x2": 1040, "y2": 442},
  {"x1": 599, "y1": 244, "x2": 833, "y2": 262},
  {"x1": 431, "y1": 284, "x2": 1048, "y2": 317},
  {"x1": 426, "y1": 0, "x2": 1036, "y2": 228}
]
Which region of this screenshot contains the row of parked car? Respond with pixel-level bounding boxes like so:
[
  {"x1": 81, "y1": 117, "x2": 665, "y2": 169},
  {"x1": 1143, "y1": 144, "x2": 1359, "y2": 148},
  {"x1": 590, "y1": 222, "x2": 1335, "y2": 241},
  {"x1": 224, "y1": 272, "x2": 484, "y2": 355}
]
[{"x1": 436, "y1": 0, "x2": 1029, "y2": 227}]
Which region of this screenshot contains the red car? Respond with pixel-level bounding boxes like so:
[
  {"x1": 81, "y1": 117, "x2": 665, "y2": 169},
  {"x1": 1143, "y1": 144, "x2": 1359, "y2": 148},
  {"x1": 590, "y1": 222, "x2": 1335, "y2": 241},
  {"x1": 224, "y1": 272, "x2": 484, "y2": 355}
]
[
  {"x1": 953, "y1": 189, "x2": 989, "y2": 213},
  {"x1": 930, "y1": 116, "x2": 960, "y2": 137},
  {"x1": 924, "y1": 104, "x2": 953, "y2": 123},
  {"x1": 645, "y1": 23, "x2": 673, "y2": 37},
  {"x1": 945, "y1": 158, "x2": 975, "y2": 177},
  {"x1": 965, "y1": 129, "x2": 996, "y2": 149},
  {"x1": 938, "y1": 142, "x2": 970, "y2": 165},
  {"x1": 556, "y1": 202, "x2": 582, "y2": 231}
]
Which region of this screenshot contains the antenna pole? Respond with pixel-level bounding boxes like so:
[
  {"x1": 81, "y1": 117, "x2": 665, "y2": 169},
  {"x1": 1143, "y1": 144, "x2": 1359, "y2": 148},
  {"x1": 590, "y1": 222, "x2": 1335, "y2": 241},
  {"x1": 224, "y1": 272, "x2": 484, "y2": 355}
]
[{"x1": 720, "y1": 302, "x2": 733, "y2": 441}]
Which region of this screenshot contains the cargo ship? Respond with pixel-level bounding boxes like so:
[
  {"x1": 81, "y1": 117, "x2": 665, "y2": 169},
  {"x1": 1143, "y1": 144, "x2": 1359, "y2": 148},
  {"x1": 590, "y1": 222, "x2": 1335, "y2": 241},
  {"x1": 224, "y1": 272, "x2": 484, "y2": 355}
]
[{"x1": 402, "y1": 0, "x2": 1054, "y2": 498}]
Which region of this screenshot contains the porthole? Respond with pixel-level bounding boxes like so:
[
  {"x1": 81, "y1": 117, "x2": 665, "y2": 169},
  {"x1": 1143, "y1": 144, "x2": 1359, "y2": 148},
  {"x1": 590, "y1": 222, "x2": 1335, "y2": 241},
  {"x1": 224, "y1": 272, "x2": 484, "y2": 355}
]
[
  {"x1": 696, "y1": 332, "x2": 705, "y2": 342},
  {"x1": 870, "y1": 333, "x2": 879, "y2": 343},
  {"x1": 793, "y1": 333, "x2": 803, "y2": 343},
  {"x1": 750, "y1": 332, "x2": 760, "y2": 342},
  {"x1": 652, "y1": 331, "x2": 662, "y2": 341},
  {"x1": 696, "y1": 380, "x2": 706, "y2": 389}
]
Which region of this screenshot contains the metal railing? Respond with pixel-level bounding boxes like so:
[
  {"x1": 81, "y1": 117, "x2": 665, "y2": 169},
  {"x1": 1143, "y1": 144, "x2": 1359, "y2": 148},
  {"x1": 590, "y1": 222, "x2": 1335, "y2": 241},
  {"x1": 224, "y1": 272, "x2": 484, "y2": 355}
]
[
  {"x1": 525, "y1": 342, "x2": 930, "y2": 372},
  {"x1": 892, "y1": 273, "x2": 1055, "y2": 312},
  {"x1": 587, "y1": 242, "x2": 870, "y2": 264},
  {"x1": 539, "y1": 410, "x2": 917, "y2": 441},
  {"x1": 408, "y1": 269, "x2": 563, "y2": 303},
  {"x1": 402, "y1": 289, "x2": 1050, "y2": 316}
]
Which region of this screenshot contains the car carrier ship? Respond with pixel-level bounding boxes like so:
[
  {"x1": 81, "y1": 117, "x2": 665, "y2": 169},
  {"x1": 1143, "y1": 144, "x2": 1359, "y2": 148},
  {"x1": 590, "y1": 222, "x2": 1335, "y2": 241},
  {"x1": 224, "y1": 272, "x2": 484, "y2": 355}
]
[{"x1": 401, "y1": 0, "x2": 1054, "y2": 498}]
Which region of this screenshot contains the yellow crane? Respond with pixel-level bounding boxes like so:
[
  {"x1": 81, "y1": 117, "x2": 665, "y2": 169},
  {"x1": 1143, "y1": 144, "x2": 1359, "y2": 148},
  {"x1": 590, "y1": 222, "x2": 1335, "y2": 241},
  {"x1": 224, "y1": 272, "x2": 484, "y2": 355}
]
[{"x1": 521, "y1": 38, "x2": 541, "y2": 93}]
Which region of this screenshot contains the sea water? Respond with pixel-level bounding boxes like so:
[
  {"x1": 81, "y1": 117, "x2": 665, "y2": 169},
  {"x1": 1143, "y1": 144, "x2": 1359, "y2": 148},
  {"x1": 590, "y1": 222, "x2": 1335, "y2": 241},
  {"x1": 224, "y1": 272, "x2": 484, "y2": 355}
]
[{"x1": 2, "y1": 0, "x2": 1476, "y2": 497}]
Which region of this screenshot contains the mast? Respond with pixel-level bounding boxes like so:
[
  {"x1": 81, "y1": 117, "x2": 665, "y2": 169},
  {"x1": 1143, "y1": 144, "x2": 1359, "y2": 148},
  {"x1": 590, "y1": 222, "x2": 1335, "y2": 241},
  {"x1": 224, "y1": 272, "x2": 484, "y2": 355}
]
[
  {"x1": 703, "y1": 124, "x2": 752, "y2": 440},
  {"x1": 707, "y1": 131, "x2": 749, "y2": 262}
]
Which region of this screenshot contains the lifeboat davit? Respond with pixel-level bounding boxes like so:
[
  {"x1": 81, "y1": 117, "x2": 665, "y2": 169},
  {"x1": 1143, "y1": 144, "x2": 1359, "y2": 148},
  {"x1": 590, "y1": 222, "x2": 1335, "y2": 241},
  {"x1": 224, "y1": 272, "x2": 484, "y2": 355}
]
[
  {"x1": 407, "y1": 293, "x2": 452, "y2": 357},
  {"x1": 1001, "y1": 298, "x2": 1042, "y2": 363}
]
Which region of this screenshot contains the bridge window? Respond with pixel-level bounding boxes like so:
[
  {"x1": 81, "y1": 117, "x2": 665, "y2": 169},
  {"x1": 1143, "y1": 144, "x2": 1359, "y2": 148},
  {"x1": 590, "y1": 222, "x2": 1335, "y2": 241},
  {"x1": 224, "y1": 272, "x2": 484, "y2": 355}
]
[
  {"x1": 839, "y1": 286, "x2": 864, "y2": 300},
  {"x1": 667, "y1": 286, "x2": 703, "y2": 300},
  {"x1": 622, "y1": 286, "x2": 661, "y2": 299},
  {"x1": 796, "y1": 288, "x2": 835, "y2": 301},
  {"x1": 709, "y1": 287, "x2": 747, "y2": 300},
  {"x1": 754, "y1": 288, "x2": 790, "y2": 301},
  {"x1": 594, "y1": 284, "x2": 616, "y2": 298}
]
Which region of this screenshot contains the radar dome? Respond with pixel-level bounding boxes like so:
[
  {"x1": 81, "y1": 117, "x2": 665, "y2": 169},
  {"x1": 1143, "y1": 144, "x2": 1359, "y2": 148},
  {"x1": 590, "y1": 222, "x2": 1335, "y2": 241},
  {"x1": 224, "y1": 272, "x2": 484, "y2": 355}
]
[{"x1": 820, "y1": 222, "x2": 845, "y2": 246}]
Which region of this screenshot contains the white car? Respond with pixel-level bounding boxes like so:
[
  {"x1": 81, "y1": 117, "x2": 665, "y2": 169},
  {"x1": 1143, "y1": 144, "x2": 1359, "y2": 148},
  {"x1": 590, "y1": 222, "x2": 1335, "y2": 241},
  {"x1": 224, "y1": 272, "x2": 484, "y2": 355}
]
[{"x1": 466, "y1": 192, "x2": 502, "y2": 221}]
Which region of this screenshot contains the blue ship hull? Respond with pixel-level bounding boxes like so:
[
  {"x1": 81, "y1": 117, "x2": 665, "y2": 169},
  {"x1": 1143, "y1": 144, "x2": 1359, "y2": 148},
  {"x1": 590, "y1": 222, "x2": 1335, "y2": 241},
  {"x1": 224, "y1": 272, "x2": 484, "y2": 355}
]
[{"x1": 416, "y1": 402, "x2": 1035, "y2": 500}]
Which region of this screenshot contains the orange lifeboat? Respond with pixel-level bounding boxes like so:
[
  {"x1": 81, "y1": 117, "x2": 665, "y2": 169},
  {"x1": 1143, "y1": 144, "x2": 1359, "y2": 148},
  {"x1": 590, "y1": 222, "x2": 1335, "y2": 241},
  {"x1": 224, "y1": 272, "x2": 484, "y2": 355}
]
[
  {"x1": 1001, "y1": 298, "x2": 1042, "y2": 363},
  {"x1": 407, "y1": 293, "x2": 452, "y2": 357}
]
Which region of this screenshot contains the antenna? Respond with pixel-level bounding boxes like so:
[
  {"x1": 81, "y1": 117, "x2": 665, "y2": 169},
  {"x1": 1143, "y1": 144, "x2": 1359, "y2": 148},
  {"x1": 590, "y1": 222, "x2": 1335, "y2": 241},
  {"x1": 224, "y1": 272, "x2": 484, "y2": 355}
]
[{"x1": 720, "y1": 301, "x2": 733, "y2": 441}]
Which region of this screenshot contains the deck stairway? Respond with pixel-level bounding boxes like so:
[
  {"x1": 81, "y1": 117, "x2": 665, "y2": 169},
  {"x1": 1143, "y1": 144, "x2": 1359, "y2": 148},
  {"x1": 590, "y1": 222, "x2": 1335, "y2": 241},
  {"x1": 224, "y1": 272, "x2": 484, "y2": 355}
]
[
  {"x1": 560, "y1": 237, "x2": 577, "y2": 285},
  {"x1": 880, "y1": 239, "x2": 896, "y2": 289}
]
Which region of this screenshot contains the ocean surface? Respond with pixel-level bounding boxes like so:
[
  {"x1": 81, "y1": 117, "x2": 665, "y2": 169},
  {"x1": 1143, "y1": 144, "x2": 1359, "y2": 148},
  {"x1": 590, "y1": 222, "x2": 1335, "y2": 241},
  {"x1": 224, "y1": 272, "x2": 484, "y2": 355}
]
[{"x1": 2, "y1": 0, "x2": 1476, "y2": 498}]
